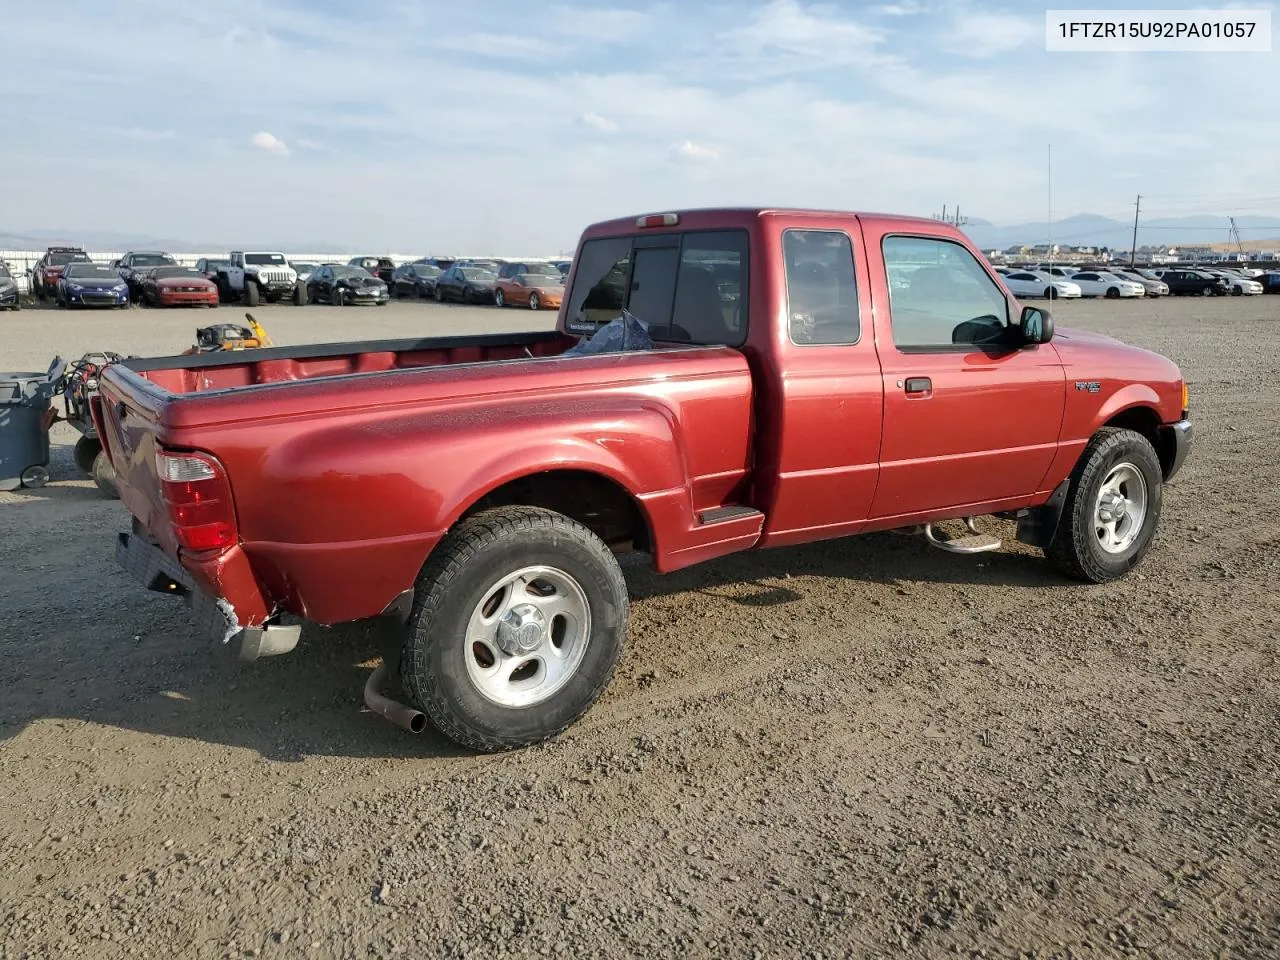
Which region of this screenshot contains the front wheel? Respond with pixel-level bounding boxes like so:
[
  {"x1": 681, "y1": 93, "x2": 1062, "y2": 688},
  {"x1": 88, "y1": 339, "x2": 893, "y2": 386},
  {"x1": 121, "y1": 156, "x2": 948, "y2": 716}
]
[
  {"x1": 1105, "y1": 287, "x2": 1120, "y2": 299},
  {"x1": 293, "y1": 282, "x2": 307, "y2": 306},
  {"x1": 245, "y1": 281, "x2": 260, "y2": 307},
  {"x1": 435, "y1": 285, "x2": 445, "y2": 303},
  {"x1": 401, "y1": 506, "x2": 629, "y2": 752},
  {"x1": 1201, "y1": 286, "x2": 1214, "y2": 297},
  {"x1": 1045, "y1": 287, "x2": 1058, "y2": 300},
  {"x1": 1046, "y1": 427, "x2": 1163, "y2": 583},
  {"x1": 528, "y1": 292, "x2": 541, "y2": 310}
]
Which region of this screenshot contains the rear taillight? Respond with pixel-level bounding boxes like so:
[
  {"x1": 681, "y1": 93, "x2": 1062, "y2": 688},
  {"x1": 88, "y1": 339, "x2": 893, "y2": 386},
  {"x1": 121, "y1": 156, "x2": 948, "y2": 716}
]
[{"x1": 156, "y1": 449, "x2": 237, "y2": 553}]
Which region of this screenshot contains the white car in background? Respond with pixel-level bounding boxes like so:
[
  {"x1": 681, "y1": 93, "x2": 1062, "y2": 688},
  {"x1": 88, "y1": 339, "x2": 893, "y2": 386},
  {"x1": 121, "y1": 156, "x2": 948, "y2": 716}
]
[
  {"x1": 1207, "y1": 270, "x2": 1263, "y2": 295},
  {"x1": 1111, "y1": 269, "x2": 1170, "y2": 298},
  {"x1": 1001, "y1": 269, "x2": 1082, "y2": 300},
  {"x1": 1067, "y1": 270, "x2": 1145, "y2": 298}
]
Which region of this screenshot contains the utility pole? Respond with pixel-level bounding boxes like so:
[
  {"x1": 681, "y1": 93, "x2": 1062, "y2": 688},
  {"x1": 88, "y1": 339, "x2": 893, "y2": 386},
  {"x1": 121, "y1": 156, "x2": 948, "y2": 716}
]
[
  {"x1": 1129, "y1": 194, "x2": 1141, "y2": 267},
  {"x1": 932, "y1": 204, "x2": 969, "y2": 227},
  {"x1": 1229, "y1": 217, "x2": 1244, "y2": 256}
]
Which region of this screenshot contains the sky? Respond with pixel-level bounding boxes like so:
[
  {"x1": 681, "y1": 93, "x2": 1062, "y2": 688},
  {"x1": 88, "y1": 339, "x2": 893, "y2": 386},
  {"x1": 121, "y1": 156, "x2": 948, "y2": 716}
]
[{"x1": 1, "y1": 0, "x2": 1277, "y2": 253}]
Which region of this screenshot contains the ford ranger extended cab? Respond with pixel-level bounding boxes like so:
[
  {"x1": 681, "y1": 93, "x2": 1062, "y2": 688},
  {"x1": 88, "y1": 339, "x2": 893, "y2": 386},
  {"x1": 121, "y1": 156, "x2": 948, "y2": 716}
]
[{"x1": 98, "y1": 208, "x2": 1192, "y2": 751}]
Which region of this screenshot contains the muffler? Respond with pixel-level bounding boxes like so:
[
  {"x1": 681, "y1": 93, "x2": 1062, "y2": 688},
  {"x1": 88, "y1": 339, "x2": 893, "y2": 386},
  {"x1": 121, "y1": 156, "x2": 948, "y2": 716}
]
[{"x1": 363, "y1": 661, "x2": 427, "y2": 734}]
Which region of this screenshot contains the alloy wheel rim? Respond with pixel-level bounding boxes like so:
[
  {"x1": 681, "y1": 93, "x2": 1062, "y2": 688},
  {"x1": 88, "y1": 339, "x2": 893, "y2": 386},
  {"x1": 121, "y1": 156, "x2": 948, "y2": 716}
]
[
  {"x1": 464, "y1": 565, "x2": 591, "y2": 707},
  {"x1": 1094, "y1": 462, "x2": 1148, "y2": 554}
]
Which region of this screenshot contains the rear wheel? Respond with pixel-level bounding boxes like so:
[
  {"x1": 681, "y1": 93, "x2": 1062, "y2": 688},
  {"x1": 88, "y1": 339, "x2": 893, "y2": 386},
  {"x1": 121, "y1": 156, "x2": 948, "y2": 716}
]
[
  {"x1": 435, "y1": 285, "x2": 444, "y2": 303},
  {"x1": 73, "y1": 436, "x2": 101, "y2": 475},
  {"x1": 401, "y1": 506, "x2": 628, "y2": 752},
  {"x1": 1046, "y1": 427, "x2": 1162, "y2": 583},
  {"x1": 494, "y1": 288, "x2": 505, "y2": 308},
  {"x1": 92, "y1": 450, "x2": 119, "y2": 499},
  {"x1": 332, "y1": 287, "x2": 345, "y2": 307},
  {"x1": 293, "y1": 282, "x2": 307, "y2": 306}
]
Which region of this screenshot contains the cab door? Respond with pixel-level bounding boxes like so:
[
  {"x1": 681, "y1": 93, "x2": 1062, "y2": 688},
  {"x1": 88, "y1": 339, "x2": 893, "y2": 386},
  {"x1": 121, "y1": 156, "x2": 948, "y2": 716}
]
[{"x1": 861, "y1": 226, "x2": 1066, "y2": 520}]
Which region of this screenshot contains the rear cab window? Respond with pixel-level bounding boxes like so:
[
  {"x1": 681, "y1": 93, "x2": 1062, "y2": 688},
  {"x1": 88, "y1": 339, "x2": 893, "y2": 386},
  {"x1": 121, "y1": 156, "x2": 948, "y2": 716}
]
[{"x1": 565, "y1": 230, "x2": 749, "y2": 346}]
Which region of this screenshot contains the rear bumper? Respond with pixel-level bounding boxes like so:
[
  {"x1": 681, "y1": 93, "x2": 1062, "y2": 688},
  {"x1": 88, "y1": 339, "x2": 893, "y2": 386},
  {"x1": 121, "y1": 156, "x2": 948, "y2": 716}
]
[
  {"x1": 115, "y1": 531, "x2": 299, "y2": 661},
  {"x1": 1161, "y1": 419, "x2": 1193, "y2": 481}
]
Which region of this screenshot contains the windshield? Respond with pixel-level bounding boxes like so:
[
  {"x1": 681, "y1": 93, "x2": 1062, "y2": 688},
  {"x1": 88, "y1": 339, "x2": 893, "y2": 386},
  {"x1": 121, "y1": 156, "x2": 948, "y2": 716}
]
[
  {"x1": 64, "y1": 264, "x2": 118, "y2": 279},
  {"x1": 291, "y1": 262, "x2": 317, "y2": 271},
  {"x1": 525, "y1": 264, "x2": 561, "y2": 277},
  {"x1": 333, "y1": 266, "x2": 371, "y2": 279},
  {"x1": 132, "y1": 254, "x2": 175, "y2": 267},
  {"x1": 245, "y1": 253, "x2": 287, "y2": 265},
  {"x1": 204, "y1": 260, "x2": 231, "y2": 270},
  {"x1": 415, "y1": 265, "x2": 441, "y2": 277},
  {"x1": 48, "y1": 251, "x2": 89, "y2": 267},
  {"x1": 458, "y1": 269, "x2": 496, "y2": 282},
  {"x1": 154, "y1": 267, "x2": 204, "y2": 279}
]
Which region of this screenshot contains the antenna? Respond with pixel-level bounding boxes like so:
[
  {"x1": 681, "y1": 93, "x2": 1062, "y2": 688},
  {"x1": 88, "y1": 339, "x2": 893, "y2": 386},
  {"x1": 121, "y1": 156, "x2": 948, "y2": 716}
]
[{"x1": 1047, "y1": 144, "x2": 1053, "y2": 275}]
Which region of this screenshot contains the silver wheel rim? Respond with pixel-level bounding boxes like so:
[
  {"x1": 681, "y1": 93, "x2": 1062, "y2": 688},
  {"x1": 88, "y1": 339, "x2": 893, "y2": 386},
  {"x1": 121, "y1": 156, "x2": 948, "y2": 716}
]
[
  {"x1": 1094, "y1": 462, "x2": 1148, "y2": 554},
  {"x1": 464, "y1": 565, "x2": 591, "y2": 707},
  {"x1": 495, "y1": 289, "x2": 503, "y2": 306},
  {"x1": 529, "y1": 293, "x2": 539, "y2": 310}
]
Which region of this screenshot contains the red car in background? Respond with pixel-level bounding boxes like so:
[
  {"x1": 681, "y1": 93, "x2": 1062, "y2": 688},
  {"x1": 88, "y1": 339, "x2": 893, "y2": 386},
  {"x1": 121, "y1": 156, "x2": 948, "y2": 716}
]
[
  {"x1": 32, "y1": 246, "x2": 91, "y2": 300},
  {"x1": 140, "y1": 266, "x2": 219, "y2": 308}
]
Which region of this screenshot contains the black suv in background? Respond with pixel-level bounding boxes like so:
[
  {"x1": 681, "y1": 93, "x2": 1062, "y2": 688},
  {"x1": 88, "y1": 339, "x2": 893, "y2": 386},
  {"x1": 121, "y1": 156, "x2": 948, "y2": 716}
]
[
  {"x1": 1159, "y1": 270, "x2": 1229, "y2": 296},
  {"x1": 348, "y1": 256, "x2": 396, "y2": 285}
]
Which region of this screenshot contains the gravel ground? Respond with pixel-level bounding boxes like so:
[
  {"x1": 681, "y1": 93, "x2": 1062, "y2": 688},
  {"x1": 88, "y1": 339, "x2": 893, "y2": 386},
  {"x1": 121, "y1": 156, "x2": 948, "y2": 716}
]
[{"x1": 1, "y1": 295, "x2": 1278, "y2": 959}]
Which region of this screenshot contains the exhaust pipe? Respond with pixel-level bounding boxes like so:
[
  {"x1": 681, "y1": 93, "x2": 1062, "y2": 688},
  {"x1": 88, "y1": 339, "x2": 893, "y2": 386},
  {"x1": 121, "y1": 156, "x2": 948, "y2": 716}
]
[{"x1": 363, "y1": 661, "x2": 427, "y2": 734}]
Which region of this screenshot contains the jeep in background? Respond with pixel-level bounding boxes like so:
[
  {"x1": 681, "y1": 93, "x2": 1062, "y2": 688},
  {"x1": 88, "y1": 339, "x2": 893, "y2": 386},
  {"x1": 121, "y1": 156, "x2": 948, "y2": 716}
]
[
  {"x1": 215, "y1": 251, "x2": 302, "y2": 305},
  {"x1": 31, "y1": 246, "x2": 90, "y2": 300}
]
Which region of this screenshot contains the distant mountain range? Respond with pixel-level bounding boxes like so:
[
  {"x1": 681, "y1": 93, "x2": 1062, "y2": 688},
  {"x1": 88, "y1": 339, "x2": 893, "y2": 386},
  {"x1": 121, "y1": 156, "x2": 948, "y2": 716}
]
[
  {"x1": 0, "y1": 229, "x2": 350, "y2": 254},
  {"x1": 962, "y1": 214, "x2": 1280, "y2": 252}
]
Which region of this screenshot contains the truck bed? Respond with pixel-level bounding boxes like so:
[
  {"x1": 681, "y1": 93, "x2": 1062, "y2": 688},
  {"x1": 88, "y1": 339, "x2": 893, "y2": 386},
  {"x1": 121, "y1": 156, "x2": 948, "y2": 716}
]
[{"x1": 97, "y1": 329, "x2": 763, "y2": 627}]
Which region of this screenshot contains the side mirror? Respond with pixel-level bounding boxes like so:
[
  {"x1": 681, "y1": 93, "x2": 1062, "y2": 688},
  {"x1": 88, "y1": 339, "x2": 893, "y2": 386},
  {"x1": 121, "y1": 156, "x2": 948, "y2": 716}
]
[{"x1": 1020, "y1": 305, "x2": 1054, "y2": 345}]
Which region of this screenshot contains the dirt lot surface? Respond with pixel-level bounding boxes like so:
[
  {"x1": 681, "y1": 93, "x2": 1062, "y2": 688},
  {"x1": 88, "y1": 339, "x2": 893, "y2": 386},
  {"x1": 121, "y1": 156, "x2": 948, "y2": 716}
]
[{"x1": 2, "y1": 296, "x2": 1278, "y2": 958}]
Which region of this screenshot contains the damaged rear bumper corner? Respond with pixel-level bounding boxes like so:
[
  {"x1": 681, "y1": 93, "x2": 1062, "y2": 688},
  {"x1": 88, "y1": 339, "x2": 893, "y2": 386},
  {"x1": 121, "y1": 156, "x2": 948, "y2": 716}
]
[{"x1": 115, "y1": 532, "x2": 300, "y2": 662}]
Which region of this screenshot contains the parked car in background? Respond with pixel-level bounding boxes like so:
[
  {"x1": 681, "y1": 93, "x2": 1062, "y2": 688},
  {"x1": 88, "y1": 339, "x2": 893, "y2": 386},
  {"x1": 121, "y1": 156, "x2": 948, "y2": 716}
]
[
  {"x1": 1032, "y1": 264, "x2": 1079, "y2": 279},
  {"x1": 434, "y1": 265, "x2": 498, "y2": 303},
  {"x1": 554, "y1": 260, "x2": 571, "y2": 276},
  {"x1": 56, "y1": 262, "x2": 129, "y2": 309},
  {"x1": 290, "y1": 261, "x2": 320, "y2": 283},
  {"x1": 456, "y1": 259, "x2": 504, "y2": 273},
  {"x1": 195, "y1": 258, "x2": 232, "y2": 286},
  {"x1": 32, "y1": 246, "x2": 91, "y2": 300},
  {"x1": 390, "y1": 262, "x2": 442, "y2": 298},
  {"x1": 307, "y1": 264, "x2": 390, "y2": 306},
  {"x1": 1256, "y1": 271, "x2": 1280, "y2": 293},
  {"x1": 1160, "y1": 269, "x2": 1230, "y2": 296},
  {"x1": 414, "y1": 257, "x2": 456, "y2": 272},
  {"x1": 215, "y1": 251, "x2": 302, "y2": 305},
  {"x1": 0, "y1": 263, "x2": 20, "y2": 310},
  {"x1": 494, "y1": 262, "x2": 566, "y2": 309},
  {"x1": 114, "y1": 251, "x2": 177, "y2": 300},
  {"x1": 1111, "y1": 269, "x2": 1169, "y2": 298},
  {"x1": 1067, "y1": 271, "x2": 1145, "y2": 298},
  {"x1": 1203, "y1": 269, "x2": 1262, "y2": 295},
  {"x1": 348, "y1": 256, "x2": 396, "y2": 285},
  {"x1": 140, "y1": 266, "x2": 219, "y2": 308},
  {"x1": 1000, "y1": 270, "x2": 1082, "y2": 300}
]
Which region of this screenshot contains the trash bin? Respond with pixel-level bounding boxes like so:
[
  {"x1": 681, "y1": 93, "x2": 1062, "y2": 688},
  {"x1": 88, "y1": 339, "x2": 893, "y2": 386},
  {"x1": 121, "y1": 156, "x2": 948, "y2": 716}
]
[{"x1": 0, "y1": 370, "x2": 55, "y2": 491}]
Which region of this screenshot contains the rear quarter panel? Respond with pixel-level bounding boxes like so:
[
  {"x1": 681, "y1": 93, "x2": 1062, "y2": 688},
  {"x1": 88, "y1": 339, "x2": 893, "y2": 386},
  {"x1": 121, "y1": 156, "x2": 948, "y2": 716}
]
[{"x1": 153, "y1": 349, "x2": 754, "y2": 624}]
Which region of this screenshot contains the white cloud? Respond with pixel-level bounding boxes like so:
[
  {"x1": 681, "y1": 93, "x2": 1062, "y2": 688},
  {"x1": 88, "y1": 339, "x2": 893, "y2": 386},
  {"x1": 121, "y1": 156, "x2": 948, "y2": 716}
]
[
  {"x1": 672, "y1": 140, "x2": 719, "y2": 162},
  {"x1": 251, "y1": 131, "x2": 289, "y2": 155},
  {"x1": 580, "y1": 112, "x2": 619, "y2": 133},
  {"x1": 874, "y1": 1, "x2": 927, "y2": 15},
  {"x1": 939, "y1": 8, "x2": 1039, "y2": 58}
]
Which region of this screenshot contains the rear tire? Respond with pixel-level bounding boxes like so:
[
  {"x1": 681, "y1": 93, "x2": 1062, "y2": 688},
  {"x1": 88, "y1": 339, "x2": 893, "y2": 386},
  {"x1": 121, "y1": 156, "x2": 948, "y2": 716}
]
[
  {"x1": 245, "y1": 281, "x2": 260, "y2": 307},
  {"x1": 1046, "y1": 427, "x2": 1162, "y2": 584},
  {"x1": 401, "y1": 506, "x2": 629, "y2": 752},
  {"x1": 293, "y1": 282, "x2": 307, "y2": 306},
  {"x1": 333, "y1": 287, "x2": 345, "y2": 307},
  {"x1": 73, "y1": 436, "x2": 101, "y2": 475},
  {"x1": 92, "y1": 450, "x2": 119, "y2": 499},
  {"x1": 494, "y1": 288, "x2": 505, "y2": 308}
]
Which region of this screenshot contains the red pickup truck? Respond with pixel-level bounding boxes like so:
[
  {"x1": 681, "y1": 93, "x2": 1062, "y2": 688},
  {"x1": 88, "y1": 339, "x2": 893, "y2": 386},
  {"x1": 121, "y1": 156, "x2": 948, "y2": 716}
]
[{"x1": 99, "y1": 208, "x2": 1192, "y2": 751}]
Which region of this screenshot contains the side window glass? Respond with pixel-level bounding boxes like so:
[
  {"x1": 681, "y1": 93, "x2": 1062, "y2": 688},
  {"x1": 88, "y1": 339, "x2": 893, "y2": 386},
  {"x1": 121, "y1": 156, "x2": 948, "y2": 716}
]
[
  {"x1": 883, "y1": 236, "x2": 1010, "y2": 349},
  {"x1": 565, "y1": 237, "x2": 631, "y2": 333},
  {"x1": 669, "y1": 231, "x2": 749, "y2": 346},
  {"x1": 783, "y1": 229, "x2": 858, "y2": 345},
  {"x1": 627, "y1": 247, "x2": 680, "y2": 332}
]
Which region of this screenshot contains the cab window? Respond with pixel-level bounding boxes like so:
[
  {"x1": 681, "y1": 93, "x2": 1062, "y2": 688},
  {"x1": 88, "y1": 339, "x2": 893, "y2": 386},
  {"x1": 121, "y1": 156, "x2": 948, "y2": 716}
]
[{"x1": 882, "y1": 236, "x2": 1010, "y2": 350}]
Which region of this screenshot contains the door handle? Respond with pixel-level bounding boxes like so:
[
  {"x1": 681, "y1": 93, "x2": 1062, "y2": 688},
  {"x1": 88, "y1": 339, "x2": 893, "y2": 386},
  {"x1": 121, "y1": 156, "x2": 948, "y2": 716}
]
[{"x1": 904, "y1": 376, "x2": 932, "y2": 395}]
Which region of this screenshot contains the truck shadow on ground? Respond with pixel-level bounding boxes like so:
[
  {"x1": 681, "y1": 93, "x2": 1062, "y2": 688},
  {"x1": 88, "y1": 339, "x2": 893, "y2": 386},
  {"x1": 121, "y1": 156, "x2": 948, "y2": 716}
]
[{"x1": 0, "y1": 526, "x2": 1071, "y2": 763}]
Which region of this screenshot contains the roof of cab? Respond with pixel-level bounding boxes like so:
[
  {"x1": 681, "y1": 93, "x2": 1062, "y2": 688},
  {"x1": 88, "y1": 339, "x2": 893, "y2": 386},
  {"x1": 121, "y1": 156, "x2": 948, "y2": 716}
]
[{"x1": 581, "y1": 207, "x2": 948, "y2": 238}]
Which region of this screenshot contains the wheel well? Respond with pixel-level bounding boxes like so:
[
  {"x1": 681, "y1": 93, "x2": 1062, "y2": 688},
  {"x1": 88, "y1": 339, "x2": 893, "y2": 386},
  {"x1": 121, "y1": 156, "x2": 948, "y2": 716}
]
[
  {"x1": 1104, "y1": 406, "x2": 1174, "y2": 476},
  {"x1": 462, "y1": 470, "x2": 652, "y2": 553}
]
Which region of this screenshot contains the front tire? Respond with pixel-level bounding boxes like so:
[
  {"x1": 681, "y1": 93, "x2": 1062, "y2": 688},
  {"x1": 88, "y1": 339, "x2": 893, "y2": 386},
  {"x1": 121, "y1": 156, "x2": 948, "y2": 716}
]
[
  {"x1": 245, "y1": 281, "x2": 260, "y2": 307},
  {"x1": 401, "y1": 506, "x2": 629, "y2": 752},
  {"x1": 333, "y1": 287, "x2": 345, "y2": 307},
  {"x1": 1045, "y1": 287, "x2": 1058, "y2": 300},
  {"x1": 1046, "y1": 427, "x2": 1163, "y2": 584},
  {"x1": 1201, "y1": 286, "x2": 1214, "y2": 297},
  {"x1": 528, "y1": 292, "x2": 541, "y2": 310},
  {"x1": 435, "y1": 285, "x2": 445, "y2": 303},
  {"x1": 1105, "y1": 287, "x2": 1120, "y2": 299},
  {"x1": 293, "y1": 282, "x2": 307, "y2": 306}
]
